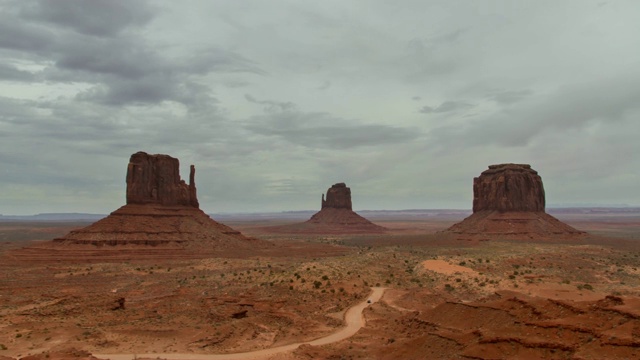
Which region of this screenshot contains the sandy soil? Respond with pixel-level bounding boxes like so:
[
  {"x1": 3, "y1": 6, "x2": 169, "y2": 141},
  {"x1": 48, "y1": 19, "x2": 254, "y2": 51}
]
[
  {"x1": 1, "y1": 210, "x2": 640, "y2": 360},
  {"x1": 93, "y1": 288, "x2": 385, "y2": 360}
]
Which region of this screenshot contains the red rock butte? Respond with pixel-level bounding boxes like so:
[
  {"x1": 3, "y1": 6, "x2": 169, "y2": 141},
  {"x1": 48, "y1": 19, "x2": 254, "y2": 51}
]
[
  {"x1": 445, "y1": 164, "x2": 584, "y2": 240},
  {"x1": 263, "y1": 183, "x2": 386, "y2": 234},
  {"x1": 9, "y1": 152, "x2": 270, "y2": 262}
]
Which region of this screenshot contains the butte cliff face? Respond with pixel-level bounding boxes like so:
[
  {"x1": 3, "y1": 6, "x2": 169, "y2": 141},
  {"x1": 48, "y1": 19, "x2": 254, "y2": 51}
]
[
  {"x1": 15, "y1": 152, "x2": 270, "y2": 262},
  {"x1": 473, "y1": 164, "x2": 545, "y2": 213},
  {"x1": 321, "y1": 183, "x2": 353, "y2": 210},
  {"x1": 126, "y1": 151, "x2": 199, "y2": 207},
  {"x1": 446, "y1": 164, "x2": 584, "y2": 240}
]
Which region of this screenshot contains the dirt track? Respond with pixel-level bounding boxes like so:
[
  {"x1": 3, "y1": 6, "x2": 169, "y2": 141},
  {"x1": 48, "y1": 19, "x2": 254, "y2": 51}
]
[{"x1": 93, "y1": 287, "x2": 386, "y2": 360}]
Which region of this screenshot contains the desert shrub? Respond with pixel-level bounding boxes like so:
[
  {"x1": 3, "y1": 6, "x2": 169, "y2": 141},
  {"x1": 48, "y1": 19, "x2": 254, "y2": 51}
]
[
  {"x1": 0, "y1": 344, "x2": 7, "y2": 350},
  {"x1": 444, "y1": 283, "x2": 454, "y2": 291},
  {"x1": 459, "y1": 261, "x2": 466, "y2": 266}
]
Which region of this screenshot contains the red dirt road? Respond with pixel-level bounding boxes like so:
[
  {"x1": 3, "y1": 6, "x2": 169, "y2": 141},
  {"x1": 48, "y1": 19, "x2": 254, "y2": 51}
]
[{"x1": 93, "y1": 287, "x2": 386, "y2": 360}]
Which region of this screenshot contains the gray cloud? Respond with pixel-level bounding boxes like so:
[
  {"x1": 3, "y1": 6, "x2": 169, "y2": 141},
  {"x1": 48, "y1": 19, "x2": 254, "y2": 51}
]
[
  {"x1": 18, "y1": 0, "x2": 155, "y2": 37},
  {"x1": 0, "y1": 15, "x2": 53, "y2": 53},
  {"x1": 488, "y1": 89, "x2": 533, "y2": 105},
  {"x1": 244, "y1": 96, "x2": 421, "y2": 149},
  {"x1": 1, "y1": 1, "x2": 640, "y2": 214},
  {"x1": 0, "y1": 0, "x2": 264, "y2": 110},
  {"x1": 429, "y1": 74, "x2": 640, "y2": 150},
  {"x1": 420, "y1": 100, "x2": 474, "y2": 114},
  {"x1": 0, "y1": 63, "x2": 36, "y2": 81}
]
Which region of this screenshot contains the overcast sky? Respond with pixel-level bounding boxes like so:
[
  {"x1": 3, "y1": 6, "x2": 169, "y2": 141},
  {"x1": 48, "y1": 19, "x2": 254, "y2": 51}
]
[{"x1": 1, "y1": 0, "x2": 639, "y2": 215}]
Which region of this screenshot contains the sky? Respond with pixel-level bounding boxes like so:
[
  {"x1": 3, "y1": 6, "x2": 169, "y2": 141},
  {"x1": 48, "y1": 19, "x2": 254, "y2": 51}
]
[{"x1": 1, "y1": 0, "x2": 639, "y2": 215}]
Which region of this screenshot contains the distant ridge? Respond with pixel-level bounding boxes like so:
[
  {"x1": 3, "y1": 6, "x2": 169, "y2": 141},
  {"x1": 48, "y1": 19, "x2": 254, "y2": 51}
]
[
  {"x1": 3, "y1": 208, "x2": 639, "y2": 222},
  {"x1": 0, "y1": 213, "x2": 106, "y2": 221}
]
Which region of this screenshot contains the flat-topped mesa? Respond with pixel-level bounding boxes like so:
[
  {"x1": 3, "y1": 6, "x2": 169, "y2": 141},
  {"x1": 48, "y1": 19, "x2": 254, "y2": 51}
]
[
  {"x1": 473, "y1": 164, "x2": 545, "y2": 213},
  {"x1": 321, "y1": 183, "x2": 352, "y2": 210},
  {"x1": 444, "y1": 163, "x2": 585, "y2": 240},
  {"x1": 126, "y1": 151, "x2": 199, "y2": 208}
]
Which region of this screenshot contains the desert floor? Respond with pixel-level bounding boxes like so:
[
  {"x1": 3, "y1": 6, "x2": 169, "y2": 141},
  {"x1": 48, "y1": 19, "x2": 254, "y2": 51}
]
[{"x1": 1, "y1": 209, "x2": 639, "y2": 359}]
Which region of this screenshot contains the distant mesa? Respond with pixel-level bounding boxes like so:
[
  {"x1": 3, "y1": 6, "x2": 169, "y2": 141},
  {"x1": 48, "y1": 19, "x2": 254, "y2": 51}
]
[
  {"x1": 444, "y1": 164, "x2": 585, "y2": 240},
  {"x1": 10, "y1": 151, "x2": 270, "y2": 262},
  {"x1": 263, "y1": 182, "x2": 386, "y2": 234},
  {"x1": 321, "y1": 182, "x2": 352, "y2": 210}
]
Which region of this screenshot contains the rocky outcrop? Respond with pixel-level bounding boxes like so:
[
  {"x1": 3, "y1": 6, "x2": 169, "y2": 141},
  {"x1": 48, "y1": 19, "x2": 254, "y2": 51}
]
[
  {"x1": 473, "y1": 164, "x2": 544, "y2": 212},
  {"x1": 126, "y1": 151, "x2": 198, "y2": 208},
  {"x1": 322, "y1": 183, "x2": 352, "y2": 210},
  {"x1": 445, "y1": 164, "x2": 584, "y2": 240}
]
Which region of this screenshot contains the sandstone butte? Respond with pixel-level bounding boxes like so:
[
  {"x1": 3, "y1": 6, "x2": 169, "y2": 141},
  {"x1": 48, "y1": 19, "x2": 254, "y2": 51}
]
[
  {"x1": 10, "y1": 152, "x2": 270, "y2": 262},
  {"x1": 445, "y1": 164, "x2": 585, "y2": 240},
  {"x1": 264, "y1": 183, "x2": 386, "y2": 234}
]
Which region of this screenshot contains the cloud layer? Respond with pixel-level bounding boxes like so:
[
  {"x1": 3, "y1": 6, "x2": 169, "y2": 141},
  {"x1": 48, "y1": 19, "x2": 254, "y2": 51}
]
[{"x1": 1, "y1": 0, "x2": 639, "y2": 214}]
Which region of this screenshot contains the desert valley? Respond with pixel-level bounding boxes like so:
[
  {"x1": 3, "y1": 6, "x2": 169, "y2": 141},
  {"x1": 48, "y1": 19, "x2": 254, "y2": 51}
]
[{"x1": 0, "y1": 153, "x2": 639, "y2": 360}]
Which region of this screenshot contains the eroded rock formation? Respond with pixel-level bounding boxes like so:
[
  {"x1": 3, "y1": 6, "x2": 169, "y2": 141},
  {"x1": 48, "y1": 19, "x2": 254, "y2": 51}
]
[
  {"x1": 445, "y1": 164, "x2": 584, "y2": 240},
  {"x1": 15, "y1": 151, "x2": 270, "y2": 261},
  {"x1": 473, "y1": 164, "x2": 544, "y2": 212},
  {"x1": 322, "y1": 183, "x2": 352, "y2": 210},
  {"x1": 262, "y1": 182, "x2": 386, "y2": 234},
  {"x1": 126, "y1": 151, "x2": 198, "y2": 207}
]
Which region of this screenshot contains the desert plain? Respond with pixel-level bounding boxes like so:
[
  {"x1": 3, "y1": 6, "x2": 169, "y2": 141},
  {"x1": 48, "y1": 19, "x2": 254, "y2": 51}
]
[{"x1": 1, "y1": 208, "x2": 639, "y2": 360}]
